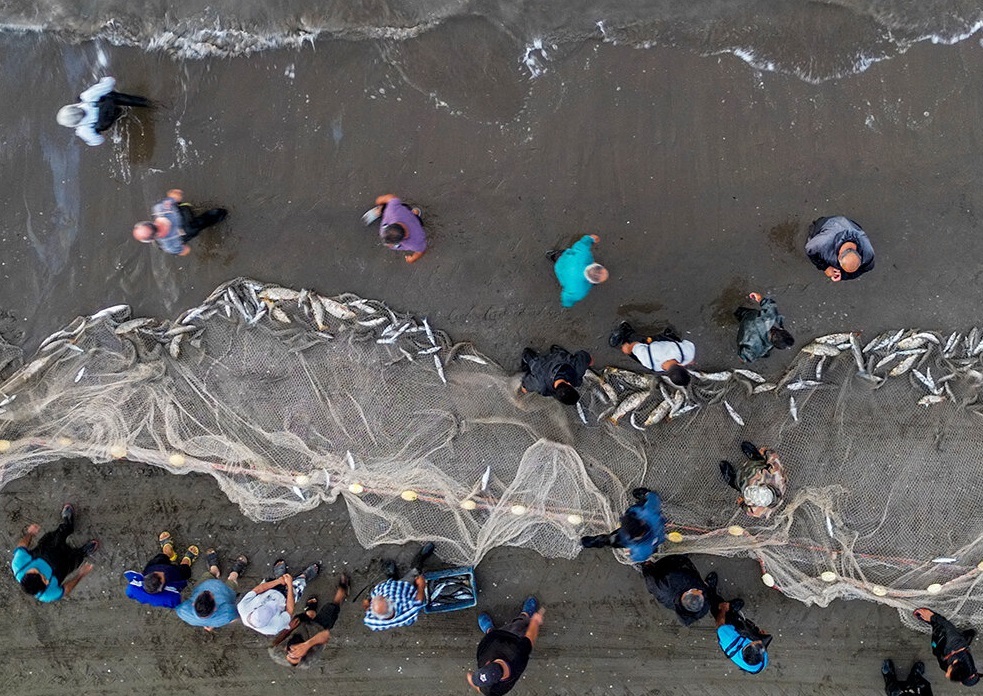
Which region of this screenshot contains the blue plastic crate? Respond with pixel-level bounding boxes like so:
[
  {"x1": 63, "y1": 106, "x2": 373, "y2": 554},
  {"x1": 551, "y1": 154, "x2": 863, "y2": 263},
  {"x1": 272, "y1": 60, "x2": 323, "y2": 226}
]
[{"x1": 423, "y1": 566, "x2": 477, "y2": 614}]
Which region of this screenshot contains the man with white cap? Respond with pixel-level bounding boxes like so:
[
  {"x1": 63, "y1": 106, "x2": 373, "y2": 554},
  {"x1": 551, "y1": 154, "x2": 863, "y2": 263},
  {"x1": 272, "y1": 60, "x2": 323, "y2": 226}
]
[
  {"x1": 56, "y1": 76, "x2": 151, "y2": 146},
  {"x1": 719, "y1": 441, "x2": 787, "y2": 519},
  {"x1": 468, "y1": 596, "x2": 545, "y2": 695},
  {"x1": 237, "y1": 558, "x2": 321, "y2": 636}
]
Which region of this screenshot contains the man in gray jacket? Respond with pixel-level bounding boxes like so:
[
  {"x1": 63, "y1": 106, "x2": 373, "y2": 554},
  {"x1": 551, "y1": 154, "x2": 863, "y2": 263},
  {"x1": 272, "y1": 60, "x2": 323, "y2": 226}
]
[{"x1": 804, "y1": 216, "x2": 875, "y2": 281}]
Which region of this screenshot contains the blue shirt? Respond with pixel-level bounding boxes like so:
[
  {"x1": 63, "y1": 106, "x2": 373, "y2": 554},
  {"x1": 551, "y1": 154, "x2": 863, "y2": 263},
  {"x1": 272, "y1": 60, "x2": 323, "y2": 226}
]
[
  {"x1": 11, "y1": 547, "x2": 64, "y2": 603},
  {"x1": 175, "y1": 579, "x2": 238, "y2": 627},
  {"x1": 363, "y1": 579, "x2": 425, "y2": 631},
  {"x1": 124, "y1": 569, "x2": 187, "y2": 609},
  {"x1": 618, "y1": 492, "x2": 666, "y2": 563},
  {"x1": 717, "y1": 624, "x2": 768, "y2": 674},
  {"x1": 554, "y1": 235, "x2": 596, "y2": 308}
]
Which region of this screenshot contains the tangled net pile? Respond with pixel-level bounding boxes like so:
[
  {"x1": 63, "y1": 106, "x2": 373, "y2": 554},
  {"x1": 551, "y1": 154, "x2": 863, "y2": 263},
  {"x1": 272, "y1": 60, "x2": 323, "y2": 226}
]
[{"x1": 1, "y1": 278, "x2": 982, "y2": 628}]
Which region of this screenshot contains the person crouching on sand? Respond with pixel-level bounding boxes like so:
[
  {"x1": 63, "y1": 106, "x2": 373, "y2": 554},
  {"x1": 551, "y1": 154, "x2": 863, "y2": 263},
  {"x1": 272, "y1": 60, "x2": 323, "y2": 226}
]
[
  {"x1": 804, "y1": 215, "x2": 874, "y2": 282},
  {"x1": 363, "y1": 194, "x2": 428, "y2": 263}
]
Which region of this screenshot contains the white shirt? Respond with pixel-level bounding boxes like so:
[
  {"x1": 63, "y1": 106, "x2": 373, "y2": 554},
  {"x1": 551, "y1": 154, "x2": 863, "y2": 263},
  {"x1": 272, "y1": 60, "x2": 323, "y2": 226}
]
[
  {"x1": 73, "y1": 77, "x2": 115, "y2": 146},
  {"x1": 631, "y1": 339, "x2": 696, "y2": 372},
  {"x1": 236, "y1": 589, "x2": 291, "y2": 635}
]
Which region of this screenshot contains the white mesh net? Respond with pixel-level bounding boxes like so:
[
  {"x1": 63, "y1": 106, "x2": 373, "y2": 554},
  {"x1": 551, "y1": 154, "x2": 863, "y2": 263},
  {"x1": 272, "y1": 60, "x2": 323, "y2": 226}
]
[{"x1": 1, "y1": 279, "x2": 981, "y2": 629}]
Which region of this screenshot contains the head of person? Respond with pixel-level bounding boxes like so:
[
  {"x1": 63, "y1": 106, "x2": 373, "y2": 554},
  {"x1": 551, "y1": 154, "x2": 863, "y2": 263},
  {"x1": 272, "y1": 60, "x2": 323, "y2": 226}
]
[
  {"x1": 142, "y1": 571, "x2": 165, "y2": 594},
  {"x1": 56, "y1": 104, "x2": 85, "y2": 128},
  {"x1": 948, "y1": 660, "x2": 979, "y2": 685},
  {"x1": 370, "y1": 595, "x2": 394, "y2": 620},
  {"x1": 381, "y1": 224, "x2": 406, "y2": 245},
  {"x1": 554, "y1": 381, "x2": 580, "y2": 406},
  {"x1": 472, "y1": 662, "x2": 506, "y2": 688},
  {"x1": 680, "y1": 588, "x2": 705, "y2": 613},
  {"x1": 193, "y1": 591, "x2": 216, "y2": 618},
  {"x1": 837, "y1": 243, "x2": 861, "y2": 273},
  {"x1": 584, "y1": 263, "x2": 609, "y2": 285},
  {"x1": 132, "y1": 221, "x2": 158, "y2": 243},
  {"x1": 284, "y1": 634, "x2": 307, "y2": 666},
  {"x1": 666, "y1": 362, "x2": 691, "y2": 387},
  {"x1": 742, "y1": 641, "x2": 766, "y2": 667},
  {"x1": 621, "y1": 512, "x2": 649, "y2": 542},
  {"x1": 19, "y1": 572, "x2": 47, "y2": 596},
  {"x1": 769, "y1": 327, "x2": 795, "y2": 350}
]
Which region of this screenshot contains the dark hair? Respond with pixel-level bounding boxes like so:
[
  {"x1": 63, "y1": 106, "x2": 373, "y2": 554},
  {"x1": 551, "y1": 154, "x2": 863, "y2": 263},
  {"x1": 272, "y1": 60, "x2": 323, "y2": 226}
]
[
  {"x1": 194, "y1": 591, "x2": 216, "y2": 617},
  {"x1": 769, "y1": 327, "x2": 795, "y2": 350},
  {"x1": 554, "y1": 382, "x2": 580, "y2": 406},
  {"x1": 667, "y1": 364, "x2": 691, "y2": 387},
  {"x1": 20, "y1": 574, "x2": 46, "y2": 596},
  {"x1": 949, "y1": 660, "x2": 974, "y2": 684},
  {"x1": 381, "y1": 224, "x2": 406, "y2": 244},
  {"x1": 742, "y1": 643, "x2": 765, "y2": 666},
  {"x1": 143, "y1": 572, "x2": 164, "y2": 594},
  {"x1": 621, "y1": 512, "x2": 649, "y2": 540}
]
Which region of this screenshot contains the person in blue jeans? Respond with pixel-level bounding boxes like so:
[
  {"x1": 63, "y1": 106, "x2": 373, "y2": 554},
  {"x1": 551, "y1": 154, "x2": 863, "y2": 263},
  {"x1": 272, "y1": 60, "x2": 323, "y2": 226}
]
[
  {"x1": 175, "y1": 551, "x2": 248, "y2": 632},
  {"x1": 580, "y1": 488, "x2": 665, "y2": 562},
  {"x1": 11, "y1": 504, "x2": 98, "y2": 603},
  {"x1": 547, "y1": 234, "x2": 609, "y2": 308},
  {"x1": 124, "y1": 531, "x2": 199, "y2": 609}
]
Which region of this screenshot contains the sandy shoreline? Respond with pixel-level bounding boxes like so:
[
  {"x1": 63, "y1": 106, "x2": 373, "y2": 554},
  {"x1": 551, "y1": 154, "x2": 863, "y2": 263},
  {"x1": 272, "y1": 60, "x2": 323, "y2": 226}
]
[{"x1": 1, "y1": 21, "x2": 982, "y2": 695}]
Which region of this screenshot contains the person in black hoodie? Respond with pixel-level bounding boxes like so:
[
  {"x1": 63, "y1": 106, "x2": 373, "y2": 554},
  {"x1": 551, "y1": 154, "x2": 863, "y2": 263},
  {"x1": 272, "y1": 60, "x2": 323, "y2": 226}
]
[
  {"x1": 640, "y1": 555, "x2": 716, "y2": 626},
  {"x1": 518, "y1": 345, "x2": 592, "y2": 406},
  {"x1": 913, "y1": 607, "x2": 979, "y2": 686}
]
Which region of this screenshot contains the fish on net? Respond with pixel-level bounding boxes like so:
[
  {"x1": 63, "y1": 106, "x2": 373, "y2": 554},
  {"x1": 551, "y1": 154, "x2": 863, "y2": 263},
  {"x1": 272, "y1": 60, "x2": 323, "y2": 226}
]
[{"x1": 1, "y1": 278, "x2": 982, "y2": 631}]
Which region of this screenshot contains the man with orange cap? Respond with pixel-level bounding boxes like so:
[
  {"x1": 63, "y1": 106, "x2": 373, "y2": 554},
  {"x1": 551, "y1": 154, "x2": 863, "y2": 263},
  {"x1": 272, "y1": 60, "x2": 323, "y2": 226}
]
[{"x1": 805, "y1": 216, "x2": 875, "y2": 281}]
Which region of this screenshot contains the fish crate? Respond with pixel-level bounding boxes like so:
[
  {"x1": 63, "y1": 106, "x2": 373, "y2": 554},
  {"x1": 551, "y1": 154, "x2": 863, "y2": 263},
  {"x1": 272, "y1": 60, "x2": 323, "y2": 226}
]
[{"x1": 423, "y1": 566, "x2": 477, "y2": 614}]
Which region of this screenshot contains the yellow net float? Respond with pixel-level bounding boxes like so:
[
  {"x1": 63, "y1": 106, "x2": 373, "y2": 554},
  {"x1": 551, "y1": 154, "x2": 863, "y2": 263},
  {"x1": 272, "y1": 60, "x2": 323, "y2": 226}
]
[
  {"x1": 294, "y1": 474, "x2": 311, "y2": 486},
  {"x1": 400, "y1": 490, "x2": 418, "y2": 502},
  {"x1": 460, "y1": 499, "x2": 477, "y2": 510},
  {"x1": 727, "y1": 525, "x2": 745, "y2": 536},
  {"x1": 510, "y1": 504, "x2": 527, "y2": 516},
  {"x1": 871, "y1": 585, "x2": 888, "y2": 597},
  {"x1": 666, "y1": 531, "x2": 684, "y2": 543},
  {"x1": 926, "y1": 583, "x2": 942, "y2": 594},
  {"x1": 168, "y1": 453, "x2": 186, "y2": 467},
  {"x1": 761, "y1": 573, "x2": 776, "y2": 587},
  {"x1": 109, "y1": 444, "x2": 127, "y2": 459},
  {"x1": 820, "y1": 571, "x2": 837, "y2": 583},
  {"x1": 0, "y1": 439, "x2": 10, "y2": 452},
  {"x1": 348, "y1": 482, "x2": 364, "y2": 494},
  {"x1": 57, "y1": 437, "x2": 72, "y2": 447},
  {"x1": 566, "y1": 514, "x2": 583, "y2": 525}
]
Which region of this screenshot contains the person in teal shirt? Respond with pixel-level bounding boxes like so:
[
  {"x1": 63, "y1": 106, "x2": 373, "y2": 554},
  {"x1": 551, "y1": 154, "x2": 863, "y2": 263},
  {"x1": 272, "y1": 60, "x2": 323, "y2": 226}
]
[
  {"x1": 548, "y1": 234, "x2": 609, "y2": 308},
  {"x1": 11, "y1": 504, "x2": 98, "y2": 603}
]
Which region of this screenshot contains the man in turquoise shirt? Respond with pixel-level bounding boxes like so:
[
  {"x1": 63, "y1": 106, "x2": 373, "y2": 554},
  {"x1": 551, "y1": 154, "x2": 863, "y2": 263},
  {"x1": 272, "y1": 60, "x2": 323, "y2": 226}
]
[
  {"x1": 11, "y1": 504, "x2": 98, "y2": 603},
  {"x1": 548, "y1": 234, "x2": 609, "y2": 308}
]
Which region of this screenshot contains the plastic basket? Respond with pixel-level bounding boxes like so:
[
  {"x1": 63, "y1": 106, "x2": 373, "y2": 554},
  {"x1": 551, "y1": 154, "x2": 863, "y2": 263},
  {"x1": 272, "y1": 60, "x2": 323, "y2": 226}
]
[{"x1": 423, "y1": 566, "x2": 477, "y2": 614}]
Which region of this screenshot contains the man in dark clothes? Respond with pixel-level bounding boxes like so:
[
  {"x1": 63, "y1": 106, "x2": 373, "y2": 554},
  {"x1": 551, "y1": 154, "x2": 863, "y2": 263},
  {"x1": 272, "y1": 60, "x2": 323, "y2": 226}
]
[
  {"x1": 519, "y1": 344, "x2": 592, "y2": 406},
  {"x1": 124, "y1": 531, "x2": 198, "y2": 609},
  {"x1": 914, "y1": 608, "x2": 980, "y2": 686},
  {"x1": 10, "y1": 504, "x2": 98, "y2": 603},
  {"x1": 734, "y1": 292, "x2": 794, "y2": 363},
  {"x1": 467, "y1": 596, "x2": 544, "y2": 695},
  {"x1": 804, "y1": 215, "x2": 875, "y2": 282},
  {"x1": 882, "y1": 658, "x2": 934, "y2": 696},
  {"x1": 268, "y1": 573, "x2": 350, "y2": 667},
  {"x1": 132, "y1": 188, "x2": 228, "y2": 257},
  {"x1": 640, "y1": 555, "x2": 716, "y2": 626},
  {"x1": 712, "y1": 595, "x2": 772, "y2": 674},
  {"x1": 581, "y1": 488, "x2": 665, "y2": 562}
]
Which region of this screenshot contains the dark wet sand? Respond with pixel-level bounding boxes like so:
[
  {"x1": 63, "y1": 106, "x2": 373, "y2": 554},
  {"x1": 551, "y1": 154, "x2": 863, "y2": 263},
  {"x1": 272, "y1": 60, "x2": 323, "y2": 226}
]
[{"x1": 1, "y1": 18, "x2": 983, "y2": 695}]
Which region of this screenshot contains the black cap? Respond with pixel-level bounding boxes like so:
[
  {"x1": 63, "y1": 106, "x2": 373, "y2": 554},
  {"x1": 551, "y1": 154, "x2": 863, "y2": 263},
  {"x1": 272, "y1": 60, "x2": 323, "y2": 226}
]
[{"x1": 473, "y1": 663, "x2": 505, "y2": 686}]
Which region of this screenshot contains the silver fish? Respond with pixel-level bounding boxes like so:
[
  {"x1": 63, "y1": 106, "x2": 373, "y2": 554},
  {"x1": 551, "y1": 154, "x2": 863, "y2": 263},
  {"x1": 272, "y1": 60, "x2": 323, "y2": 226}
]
[
  {"x1": 481, "y1": 465, "x2": 491, "y2": 491},
  {"x1": 576, "y1": 401, "x2": 587, "y2": 424},
  {"x1": 271, "y1": 307, "x2": 292, "y2": 324},
  {"x1": 849, "y1": 334, "x2": 865, "y2": 373},
  {"x1": 603, "y1": 367, "x2": 652, "y2": 390},
  {"x1": 423, "y1": 318, "x2": 436, "y2": 346},
  {"x1": 319, "y1": 297, "x2": 356, "y2": 321},
  {"x1": 815, "y1": 332, "x2": 855, "y2": 345},
  {"x1": 114, "y1": 318, "x2": 154, "y2": 335},
  {"x1": 90, "y1": 304, "x2": 130, "y2": 322},
  {"x1": 459, "y1": 354, "x2": 488, "y2": 365},
  {"x1": 787, "y1": 379, "x2": 823, "y2": 391},
  {"x1": 691, "y1": 370, "x2": 731, "y2": 382},
  {"x1": 259, "y1": 287, "x2": 300, "y2": 302},
  {"x1": 168, "y1": 334, "x2": 183, "y2": 359},
  {"x1": 358, "y1": 317, "x2": 388, "y2": 328},
  {"x1": 165, "y1": 324, "x2": 199, "y2": 337},
  {"x1": 417, "y1": 346, "x2": 441, "y2": 355},
  {"x1": 667, "y1": 390, "x2": 686, "y2": 417},
  {"x1": 874, "y1": 353, "x2": 899, "y2": 371},
  {"x1": 0, "y1": 394, "x2": 15, "y2": 407},
  {"x1": 918, "y1": 394, "x2": 946, "y2": 406},
  {"x1": 629, "y1": 412, "x2": 646, "y2": 431},
  {"x1": 815, "y1": 356, "x2": 827, "y2": 381},
  {"x1": 670, "y1": 402, "x2": 699, "y2": 419},
  {"x1": 753, "y1": 383, "x2": 777, "y2": 394},
  {"x1": 291, "y1": 486, "x2": 306, "y2": 501},
  {"x1": 723, "y1": 400, "x2": 745, "y2": 426},
  {"x1": 247, "y1": 305, "x2": 268, "y2": 326},
  {"x1": 889, "y1": 354, "x2": 919, "y2": 377},
  {"x1": 609, "y1": 391, "x2": 648, "y2": 424},
  {"x1": 789, "y1": 396, "x2": 798, "y2": 422},
  {"x1": 931, "y1": 557, "x2": 957, "y2": 564},
  {"x1": 311, "y1": 298, "x2": 326, "y2": 330},
  {"x1": 912, "y1": 368, "x2": 938, "y2": 395},
  {"x1": 345, "y1": 451, "x2": 356, "y2": 470},
  {"x1": 733, "y1": 369, "x2": 766, "y2": 384},
  {"x1": 644, "y1": 399, "x2": 672, "y2": 426},
  {"x1": 801, "y1": 342, "x2": 840, "y2": 357},
  {"x1": 74, "y1": 367, "x2": 86, "y2": 383},
  {"x1": 943, "y1": 332, "x2": 961, "y2": 356},
  {"x1": 433, "y1": 354, "x2": 446, "y2": 384}
]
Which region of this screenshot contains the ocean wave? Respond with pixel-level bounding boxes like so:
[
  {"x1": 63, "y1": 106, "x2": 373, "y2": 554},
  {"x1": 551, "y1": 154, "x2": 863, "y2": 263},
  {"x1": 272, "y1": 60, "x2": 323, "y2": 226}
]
[{"x1": 1, "y1": 0, "x2": 982, "y2": 82}]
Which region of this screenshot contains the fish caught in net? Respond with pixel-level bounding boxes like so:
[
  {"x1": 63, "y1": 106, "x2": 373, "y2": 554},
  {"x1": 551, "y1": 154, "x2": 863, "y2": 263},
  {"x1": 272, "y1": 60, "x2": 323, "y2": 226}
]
[{"x1": 1, "y1": 278, "x2": 981, "y2": 630}]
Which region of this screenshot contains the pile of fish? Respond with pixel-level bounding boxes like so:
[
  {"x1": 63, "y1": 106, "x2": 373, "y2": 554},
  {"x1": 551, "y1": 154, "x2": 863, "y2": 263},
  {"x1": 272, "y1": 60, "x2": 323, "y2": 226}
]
[
  {"x1": 0, "y1": 281, "x2": 499, "y2": 410},
  {"x1": 582, "y1": 328, "x2": 983, "y2": 432},
  {"x1": 425, "y1": 571, "x2": 477, "y2": 611}
]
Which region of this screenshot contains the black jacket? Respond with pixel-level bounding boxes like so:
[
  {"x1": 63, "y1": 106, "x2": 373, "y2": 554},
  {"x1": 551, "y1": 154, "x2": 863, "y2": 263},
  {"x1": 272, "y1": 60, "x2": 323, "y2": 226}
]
[
  {"x1": 520, "y1": 346, "x2": 591, "y2": 397},
  {"x1": 641, "y1": 555, "x2": 711, "y2": 626}
]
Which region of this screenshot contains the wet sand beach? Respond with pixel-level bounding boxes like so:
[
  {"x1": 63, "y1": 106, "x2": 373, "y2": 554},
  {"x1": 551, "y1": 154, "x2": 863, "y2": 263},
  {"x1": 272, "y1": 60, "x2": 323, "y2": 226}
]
[{"x1": 2, "y1": 14, "x2": 983, "y2": 696}]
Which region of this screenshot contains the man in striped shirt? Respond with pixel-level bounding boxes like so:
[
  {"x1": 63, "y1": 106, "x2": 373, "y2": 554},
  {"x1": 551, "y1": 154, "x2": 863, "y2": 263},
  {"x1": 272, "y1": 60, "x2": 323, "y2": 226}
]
[{"x1": 363, "y1": 542, "x2": 435, "y2": 632}]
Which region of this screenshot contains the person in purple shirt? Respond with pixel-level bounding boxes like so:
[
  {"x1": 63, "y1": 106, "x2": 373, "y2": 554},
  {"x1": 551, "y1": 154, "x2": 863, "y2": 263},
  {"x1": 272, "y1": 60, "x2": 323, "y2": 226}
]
[
  {"x1": 124, "y1": 531, "x2": 199, "y2": 609},
  {"x1": 175, "y1": 551, "x2": 248, "y2": 632},
  {"x1": 11, "y1": 504, "x2": 98, "y2": 603},
  {"x1": 363, "y1": 194, "x2": 428, "y2": 263}
]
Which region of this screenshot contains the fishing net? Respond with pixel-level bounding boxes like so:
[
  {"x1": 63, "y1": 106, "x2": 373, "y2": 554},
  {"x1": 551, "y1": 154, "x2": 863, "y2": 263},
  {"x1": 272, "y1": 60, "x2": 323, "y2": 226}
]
[{"x1": 1, "y1": 278, "x2": 982, "y2": 629}]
